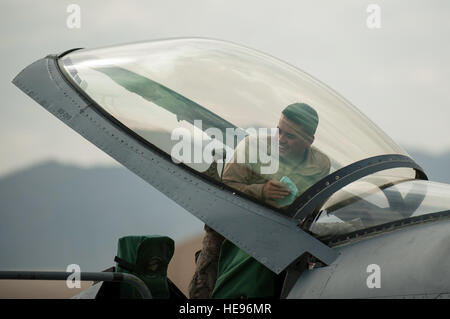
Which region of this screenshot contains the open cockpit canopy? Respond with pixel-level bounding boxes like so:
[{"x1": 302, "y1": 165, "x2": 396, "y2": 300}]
[
  {"x1": 59, "y1": 39, "x2": 425, "y2": 220},
  {"x1": 14, "y1": 38, "x2": 441, "y2": 271}
]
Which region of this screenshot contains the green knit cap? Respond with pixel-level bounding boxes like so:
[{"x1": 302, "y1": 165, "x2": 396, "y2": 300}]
[{"x1": 282, "y1": 103, "x2": 319, "y2": 137}]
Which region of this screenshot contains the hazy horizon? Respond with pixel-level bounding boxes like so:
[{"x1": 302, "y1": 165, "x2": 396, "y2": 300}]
[
  {"x1": 2, "y1": 1, "x2": 449, "y2": 176},
  {"x1": 0, "y1": 144, "x2": 448, "y2": 180}
]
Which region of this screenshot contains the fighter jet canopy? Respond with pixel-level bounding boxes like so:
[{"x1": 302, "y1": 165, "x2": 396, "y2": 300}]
[
  {"x1": 60, "y1": 39, "x2": 407, "y2": 168},
  {"x1": 59, "y1": 38, "x2": 421, "y2": 213},
  {"x1": 16, "y1": 38, "x2": 446, "y2": 271}
]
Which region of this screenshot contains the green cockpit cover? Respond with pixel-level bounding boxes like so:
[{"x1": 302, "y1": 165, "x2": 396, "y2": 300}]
[
  {"x1": 116, "y1": 235, "x2": 174, "y2": 299},
  {"x1": 211, "y1": 240, "x2": 277, "y2": 299}
]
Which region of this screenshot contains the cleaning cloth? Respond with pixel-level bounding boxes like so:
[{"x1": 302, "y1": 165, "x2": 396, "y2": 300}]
[{"x1": 274, "y1": 176, "x2": 299, "y2": 207}]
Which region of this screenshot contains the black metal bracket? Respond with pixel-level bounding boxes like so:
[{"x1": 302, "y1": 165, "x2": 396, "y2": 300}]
[
  {"x1": 288, "y1": 154, "x2": 428, "y2": 222},
  {"x1": 114, "y1": 256, "x2": 136, "y2": 273},
  {"x1": 56, "y1": 47, "x2": 84, "y2": 59}
]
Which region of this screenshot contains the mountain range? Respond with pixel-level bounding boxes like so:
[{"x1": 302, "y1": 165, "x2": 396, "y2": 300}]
[
  {"x1": 0, "y1": 161, "x2": 203, "y2": 272},
  {"x1": 0, "y1": 147, "x2": 448, "y2": 273}
]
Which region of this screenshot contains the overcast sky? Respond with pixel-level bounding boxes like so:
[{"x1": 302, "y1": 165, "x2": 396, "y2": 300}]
[{"x1": 1, "y1": 0, "x2": 449, "y2": 177}]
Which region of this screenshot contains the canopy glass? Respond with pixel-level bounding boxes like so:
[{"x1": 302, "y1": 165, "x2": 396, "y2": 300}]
[{"x1": 59, "y1": 38, "x2": 419, "y2": 225}]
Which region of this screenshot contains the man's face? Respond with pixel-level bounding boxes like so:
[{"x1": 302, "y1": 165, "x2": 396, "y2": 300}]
[{"x1": 277, "y1": 115, "x2": 313, "y2": 159}]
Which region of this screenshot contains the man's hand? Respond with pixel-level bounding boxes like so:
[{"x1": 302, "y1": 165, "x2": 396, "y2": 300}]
[{"x1": 263, "y1": 180, "x2": 290, "y2": 206}]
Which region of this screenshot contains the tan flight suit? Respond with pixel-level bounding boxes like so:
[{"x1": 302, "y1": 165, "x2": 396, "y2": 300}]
[
  {"x1": 221, "y1": 136, "x2": 331, "y2": 201},
  {"x1": 188, "y1": 135, "x2": 330, "y2": 298}
]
